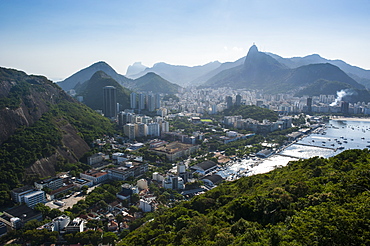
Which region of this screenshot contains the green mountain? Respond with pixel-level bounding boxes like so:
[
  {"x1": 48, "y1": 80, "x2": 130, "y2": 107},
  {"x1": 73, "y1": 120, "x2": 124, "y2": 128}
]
[
  {"x1": 57, "y1": 61, "x2": 133, "y2": 91},
  {"x1": 75, "y1": 71, "x2": 132, "y2": 111},
  {"x1": 202, "y1": 45, "x2": 366, "y2": 96},
  {"x1": 267, "y1": 53, "x2": 370, "y2": 89},
  {"x1": 132, "y1": 72, "x2": 181, "y2": 94},
  {"x1": 119, "y1": 149, "x2": 370, "y2": 245},
  {"x1": 0, "y1": 67, "x2": 116, "y2": 207}
]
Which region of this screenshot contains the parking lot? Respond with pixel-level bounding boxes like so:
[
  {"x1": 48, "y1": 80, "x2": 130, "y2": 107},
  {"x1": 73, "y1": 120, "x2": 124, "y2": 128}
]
[{"x1": 45, "y1": 185, "x2": 97, "y2": 211}]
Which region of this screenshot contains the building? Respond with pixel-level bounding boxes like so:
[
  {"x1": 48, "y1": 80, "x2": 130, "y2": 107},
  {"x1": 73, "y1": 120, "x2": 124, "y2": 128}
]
[
  {"x1": 0, "y1": 205, "x2": 42, "y2": 229},
  {"x1": 23, "y1": 190, "x2": 45, "y2": 208},
  {"x1": 34, "y1": 177, "x2": 63, "y2": 191},
  {"x1": 87, "y1": 152, "x2": 105, "y2": 165},
  {"x1": 137, "y1": 123, "x2": 148, "y2": 137},
  {"x1": 150, "y1": 142, "x2": 199, "y2": 161},
  {"x1": 80, "y1": 170, "x2": 109, "y2": 185},
  {"x1": 256, "y1": 149, "x2": 273, "y2": 158},
  {"x1": 130, "y1": 92, "x2": 137, "y2": 109},
  {"x1": 162, "y1": 175, "x2": 184, "y2": 190},
  {"x1": 139, "y1": 197, "x2": 157, "y2": 212},
  {"x1": 201, "y1": 174, "x2": 223, "y2": 187},
  {"x1": 103, "y1": 86, "x2": 117, "y2": 118},
  {"x1": 11, "y1": 186, "x2": 34, "y2": 204},
  {"x1": 51, "y1": 215, "x2": 71, "y2": 232},
  {"x1": 124, "y1": 123, "x2": 137, "y2": 139},
  {"x1": 307, "y1": 97, "x2": 312, "y2": 113},
  {"x1": 138, "y1": 93, "x2": 146, "y2": 110},
  {"x1": 191, "y1": 160, "x2": 218, "y2": 176},
  {"x1": 147, "y1": 122, "x2": 160, "y2": 136},
  {"x1": 137, "y1": 179, "x2": 148, "y2": 190},
  {"x1": 108, "y1": 163, "x2": 148, "y2": 181},
  {"x1": 226, "y1": 96, "x2": 233, "y2": 109},
  {"x1": 65, "y1": 218, "x2": 85, "y2": 233},
  {"x1": 235, "y1": 94, "x2": 242, "y2": 106}
]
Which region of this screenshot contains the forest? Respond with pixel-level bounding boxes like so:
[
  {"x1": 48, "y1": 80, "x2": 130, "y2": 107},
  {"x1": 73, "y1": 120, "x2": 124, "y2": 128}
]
[{"x1": 118, "y1": 148, "x2": 370, "y2": 245}]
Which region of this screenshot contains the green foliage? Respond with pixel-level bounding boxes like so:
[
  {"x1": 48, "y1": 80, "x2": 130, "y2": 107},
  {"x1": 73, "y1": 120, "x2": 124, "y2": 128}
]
[
  {"x1": 222, "y1": 105, "x2": 279, "y2": 122},
  {"x1": 119, "y1": 149, "x2": 370, "y2": 245}
]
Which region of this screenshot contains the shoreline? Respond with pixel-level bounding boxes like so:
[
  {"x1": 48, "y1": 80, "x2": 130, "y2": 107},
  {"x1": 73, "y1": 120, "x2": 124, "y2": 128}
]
[{"x1": 330, "y1": 116, "x2": 370, "y2": 122}]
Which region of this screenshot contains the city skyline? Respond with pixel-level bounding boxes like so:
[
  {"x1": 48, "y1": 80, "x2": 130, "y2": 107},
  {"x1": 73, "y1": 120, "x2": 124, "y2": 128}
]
[{"x1": 1, "y1": 0, "x2": 370, "y2": 81}]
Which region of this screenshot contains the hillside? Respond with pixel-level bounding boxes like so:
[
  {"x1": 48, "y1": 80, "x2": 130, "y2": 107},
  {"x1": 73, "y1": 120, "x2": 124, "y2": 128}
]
[
  {"x1": 222, "y1": 105, "x2": 279, "y2": 122},
  {"x1": 75, "y1": 71, "x2": 132, "y2": 111},
  {"x1": 202, "y1": 45, "x2": 366, "y2": 96},
  {"x1": 132, "y1": 72, "x2": 181, "y2": 94},
  {"x1": 119, "y1": 149, "x2": 370, "y2": 245},
  {"x1": 57, "y1": 61, "x2": 133, "y2": 91},
  {"x1": 0, "y1": 67, "x2": 116, "y2": 207},
  {"x1": 268, "y1": 53, "x2": 370, "y2": 88}
]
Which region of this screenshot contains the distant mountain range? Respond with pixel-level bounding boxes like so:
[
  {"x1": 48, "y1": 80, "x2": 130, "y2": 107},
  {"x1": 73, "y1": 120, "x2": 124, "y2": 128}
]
[
  {"x1": 199, "y1": 45, "x2": 370, "y2": 102},
  {"x1": 126, "y1": 61, "x2": 221, "y2": 87},
  {"x1": 58, "y1": 61, "x2": 181, "y2": 95},
  {"x1": 58, "y1": 45, "x2": 370, "y2": 100}
]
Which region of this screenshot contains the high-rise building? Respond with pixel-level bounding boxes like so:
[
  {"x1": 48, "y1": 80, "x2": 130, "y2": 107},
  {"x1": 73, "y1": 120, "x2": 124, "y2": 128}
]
[
  {"x1": 341, "y1": 101, "x2": 349, "y2": 114},
  {"x1": 154, "y1": 94, "x2": 161, "y2": 109},
  {"x1": 130, "y1": 92, "x2": 137, "y2": 109},
  {"x1": 103, "y1": 86, "x2": 117, "y2": 118},
  {"x1": 124, "y1": 123, "x2": 137, "y2": 139},
  {"x1": 147, "y1": 122, "x2": 160, "y2": 136},
  {"x1": 138, "y1": 93, "x2": 146, "y2": 110},
  {"x1": 307, "y1": 97, "x2": 312, "y2": 113},
  {"x1": 137, "y1": 123, "x2": 148, "y2": 137},
  {"x1": 226, "y1": 96, "x2": 233, "y2": 109},
  {"x1": 147, "y1": 94, "x2": 156, "y2": 111},
  {"x1": 235, "y1": 94, "x2": 242, "y2": 106}
]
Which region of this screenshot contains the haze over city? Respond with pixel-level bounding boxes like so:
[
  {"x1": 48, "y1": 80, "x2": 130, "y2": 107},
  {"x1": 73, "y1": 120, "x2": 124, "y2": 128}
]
[{"x1": 1, "y1": 0, "x2": 370, "y2": 81}]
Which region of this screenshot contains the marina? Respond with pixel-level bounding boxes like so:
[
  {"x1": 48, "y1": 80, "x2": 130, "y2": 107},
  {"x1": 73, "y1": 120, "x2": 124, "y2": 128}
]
[{"x1": 218, "y1": 118, "x2": 370, "y2": 181}]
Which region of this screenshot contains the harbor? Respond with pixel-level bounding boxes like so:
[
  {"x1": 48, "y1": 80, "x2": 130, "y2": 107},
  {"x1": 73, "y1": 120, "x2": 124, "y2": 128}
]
[{"x1": 217, "y1": 118, "x2": 370, "y2": 181}]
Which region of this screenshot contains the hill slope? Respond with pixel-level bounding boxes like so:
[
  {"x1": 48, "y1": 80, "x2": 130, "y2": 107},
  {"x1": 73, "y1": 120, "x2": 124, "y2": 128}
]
[
  {"x1": 268, "y1": 53, "x2": 370, "y2": 88},
  {"x1": 0, "y1": 67, "x2": 116, "y2": 206},
  {"x1": 75, "y1": 71, "x2": 132, "y2": 111},
  {"x1": 132, "y1": 72, "x2": 181, "y2": 94},
  {"x1": 119, "y1": 149, "x2": 370, "y2": 245},
  {"x1": 57, "y1": 61, "x2": 133, "y2": 91}
]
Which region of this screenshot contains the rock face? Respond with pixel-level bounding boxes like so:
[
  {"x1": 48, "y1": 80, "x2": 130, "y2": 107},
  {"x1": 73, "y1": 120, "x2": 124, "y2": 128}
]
[
  {"x1": 0, "y1": 67, "x2": 111, "y2": 182},
  {"x1": 0, "y1": 69, "x2": 73, "y2": 144}
]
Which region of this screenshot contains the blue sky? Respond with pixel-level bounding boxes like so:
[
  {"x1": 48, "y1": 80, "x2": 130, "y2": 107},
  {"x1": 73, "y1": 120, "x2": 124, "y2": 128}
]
[{"x1": 1, "y1": 0, "x2": 369, "y2": 81}]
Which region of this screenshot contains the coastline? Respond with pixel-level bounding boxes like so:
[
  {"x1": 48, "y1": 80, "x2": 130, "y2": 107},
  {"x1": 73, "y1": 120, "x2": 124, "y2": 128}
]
[{"x1": 330, "y1": 116, "x2": 370, "y2": 122}]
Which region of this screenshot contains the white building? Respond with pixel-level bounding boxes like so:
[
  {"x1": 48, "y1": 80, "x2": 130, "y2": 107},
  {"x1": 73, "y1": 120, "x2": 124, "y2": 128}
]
[
  {"x1": 124, "y1": 123, "x2": 137, "y2": 139},
  {"x1": 137, "y1": 179, "x2": 148, "y2": 190},
  {"x1": 52, "y1": 215, "x2": 71, "y2": 232},
  {"x1": 65, "y1": 218, "x2": 85, "y2": 233},
  {"x1": 23, "y1": 190, "x2": 45, "y2": 208},
  {"x1": 147, "y1": 122, "x2": 160, "y2": 136}
]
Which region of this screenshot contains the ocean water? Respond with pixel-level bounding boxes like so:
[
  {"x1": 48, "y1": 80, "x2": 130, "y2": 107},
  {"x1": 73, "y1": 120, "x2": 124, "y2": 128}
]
[{"x1": 221, "y1": 119, "x2": 370, "y2": 178}]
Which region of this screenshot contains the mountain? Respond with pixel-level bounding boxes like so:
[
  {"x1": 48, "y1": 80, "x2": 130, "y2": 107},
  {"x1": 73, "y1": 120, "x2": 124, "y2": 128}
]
[
  {"x1": 202, "y1": 45, "x2": 366, "y2": 96},
  {"x1": 75, "y1": 71, "x2": 132, "y2": 111},
  {"x1": 132, "y1": 72, "x2": 181, "y2": 94},
  {"x1": 267, "y1": 53, "x2": 370, "y2": 88},
  {"x1": 126, "y1": 62, "x2": 148, "y2": 77},
  {"x1": 0, "y1": 67, "x2": 116, "y2": 206},
  {"x1": 57, "y1": 61, "x2": 133, "y2": 91},
  {"x1": 190, "y1": 56, "x2": 245, "y2": 85},
  {"x1": 127, "y1": 61, "x2": 221, "y2": 87}
]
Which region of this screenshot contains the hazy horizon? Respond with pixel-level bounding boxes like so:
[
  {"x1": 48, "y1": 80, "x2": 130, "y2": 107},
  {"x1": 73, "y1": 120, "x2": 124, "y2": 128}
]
[{"x1": 1, "y1": 0, "x2": 370, "y2": 81}]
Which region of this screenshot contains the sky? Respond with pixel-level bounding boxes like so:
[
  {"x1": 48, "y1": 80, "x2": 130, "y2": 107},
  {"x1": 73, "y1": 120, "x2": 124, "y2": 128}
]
[{"x1": 1, "y1": 0, "x2": 370, "y2": 81}]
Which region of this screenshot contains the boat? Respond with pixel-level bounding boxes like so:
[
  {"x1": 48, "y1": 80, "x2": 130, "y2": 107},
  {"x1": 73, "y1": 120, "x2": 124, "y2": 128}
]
[{"x1": 338, "y1": 146, "x2": 345, "y2": 150}]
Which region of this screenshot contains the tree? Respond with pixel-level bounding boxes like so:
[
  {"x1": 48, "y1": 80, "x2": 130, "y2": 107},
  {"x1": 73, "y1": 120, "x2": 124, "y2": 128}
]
[{"x1": 102, "y1": 232, "x2": 118, "y2": 246}]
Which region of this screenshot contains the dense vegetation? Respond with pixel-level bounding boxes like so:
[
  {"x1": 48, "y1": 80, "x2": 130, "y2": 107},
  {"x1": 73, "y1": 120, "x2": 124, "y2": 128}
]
[
  {"x1": 222, "y1": 105, "x2": 279, "y2": 122},
  {"x1": 133, "y1": 72, "x2": 181, "y2": 94},
  {"x1": 0, "y1": 100, "x2": 116, "y2": 207},
  {"x1": 119, "y1": 149, "x2": 370, "y2": 245}
]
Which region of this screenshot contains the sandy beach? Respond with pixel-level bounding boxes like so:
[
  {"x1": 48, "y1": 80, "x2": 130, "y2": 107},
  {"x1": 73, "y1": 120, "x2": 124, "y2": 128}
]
[{"x1": 330, "y1": 116, "x2": 370, "y2": 122}]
